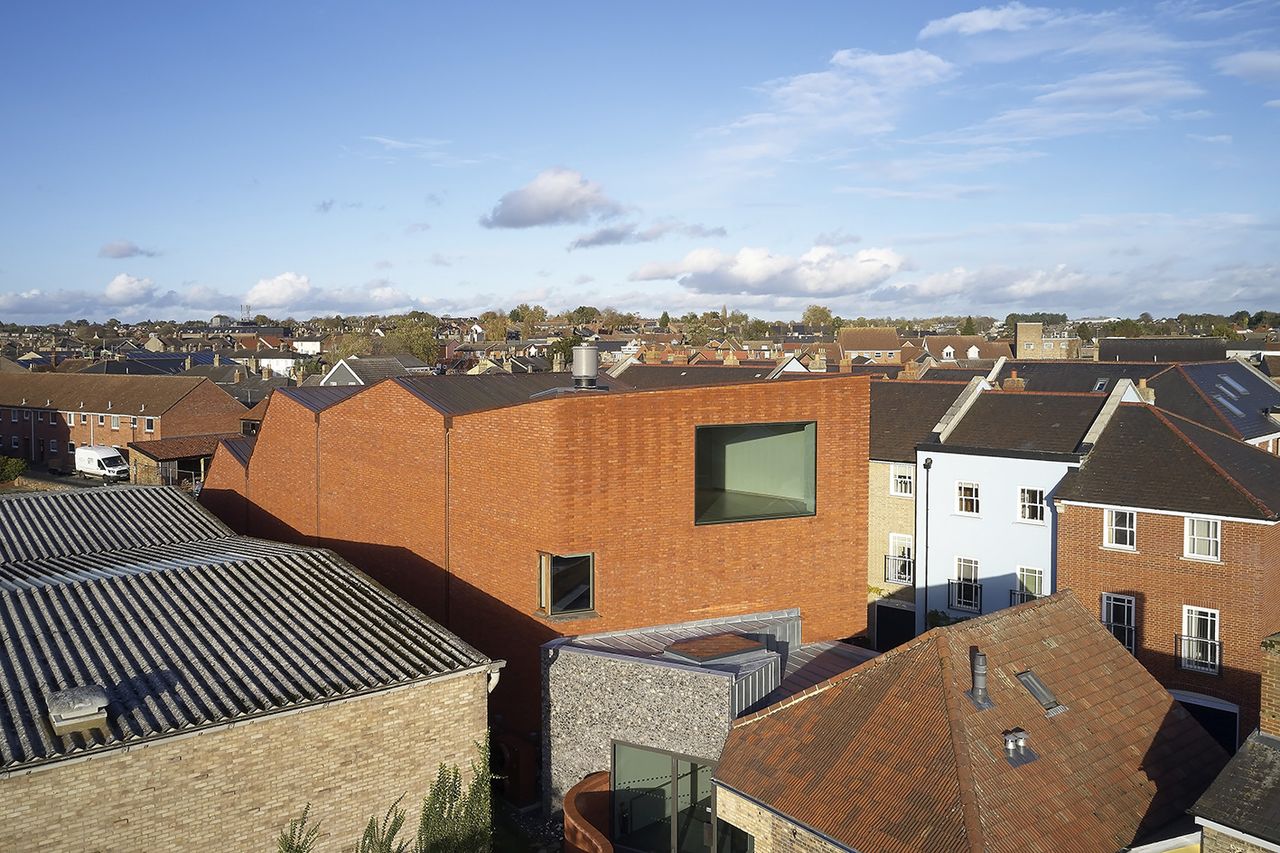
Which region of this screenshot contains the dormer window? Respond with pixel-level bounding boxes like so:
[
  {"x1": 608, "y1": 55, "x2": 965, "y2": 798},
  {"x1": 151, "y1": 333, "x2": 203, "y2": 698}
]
[{"x1": 942, "y1": 346, "x2": 955, "y2": 360}]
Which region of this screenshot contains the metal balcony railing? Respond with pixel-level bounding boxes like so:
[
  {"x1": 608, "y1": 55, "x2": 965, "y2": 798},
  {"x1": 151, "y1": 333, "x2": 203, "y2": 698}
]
[
  {"x1": 1009, "y1": 590, "x2": 1041, "y2": 607},
  {"x1": 1176, "y1": 635, "x2": 1221, "y2": 675},
  {"x1": 884, "y1": 555, "x2": 914, "y2": 585},
  {"x1": 948, "y1": 580, "x2": 982, "y2": 613}
]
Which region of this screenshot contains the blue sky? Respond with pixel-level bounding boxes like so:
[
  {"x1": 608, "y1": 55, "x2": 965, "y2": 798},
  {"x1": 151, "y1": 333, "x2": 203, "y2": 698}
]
[{"x1": 2, "y1": 1, "x2": 1278, "y2": 323}]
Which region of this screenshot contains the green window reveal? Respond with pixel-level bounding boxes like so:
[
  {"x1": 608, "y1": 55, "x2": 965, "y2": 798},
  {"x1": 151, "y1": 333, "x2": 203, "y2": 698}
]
[{"x1": 694, "y1": 422, "x2": 816, "y2": 524}]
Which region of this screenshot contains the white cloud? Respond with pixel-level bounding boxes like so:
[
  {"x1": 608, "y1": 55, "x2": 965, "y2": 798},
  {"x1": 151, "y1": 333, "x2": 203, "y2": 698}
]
[
  {"x1": 631, "y1": 244, "x2": 907, "y2": 297},
  {"x1": 104, "y1": 274, "x2": 156, "y2": 305},
  {"x1": 1216, "y1": 50, "x2": 1280, "y2": 83},
  {"x1": 567, "y1": 220, "x2": 726, "y2": 251},
  {"x1": 98, "y1": 240, "x2": 159, "y2": 259},
  {"x1": 1267, "y1": 98, "x2": 1280, "y2": 108},
  {"x1": 814, "y1": 230, "x2": 861, "y2": 246},
  {"x1": 479, "y1": 168, "x2": 626, "y2": 228},
  {"x1": 919, "y1": 3, "x2": 1056, "y2": 38},
  {"x1": 247, "y1": 272, "x2": 313, "y2": 309},
  {"x1": 1188, "y1": 133, "x2": 1233, "y2": 143},
  {"x1": 836, "y1": 184, "x2": 995, "y2": 200},
  {"x1": 925, "y1": 67, "x2": 1203, "y2": 145},
  {"x1": 710, "y1": 49, "x2": 954, "y2": 162}
]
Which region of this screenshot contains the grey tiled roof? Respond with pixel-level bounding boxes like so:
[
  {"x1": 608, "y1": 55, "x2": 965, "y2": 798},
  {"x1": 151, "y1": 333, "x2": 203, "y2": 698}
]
[
  {"x1": 0, "y1": 488, "x2": 490, "y2": 773},
  {"x1": 1191, "y1": 730, "x2": 1280, "y2": 844}
]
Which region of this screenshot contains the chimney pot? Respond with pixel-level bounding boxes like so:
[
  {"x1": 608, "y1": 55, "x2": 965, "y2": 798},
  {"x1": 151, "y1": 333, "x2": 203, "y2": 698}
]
[{"x1": 572, "y1": 344, "x2": 599, "y2": 388}]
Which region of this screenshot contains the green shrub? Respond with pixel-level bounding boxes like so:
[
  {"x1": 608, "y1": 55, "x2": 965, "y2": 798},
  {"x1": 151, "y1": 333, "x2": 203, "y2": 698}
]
[{"x1": 0, "y1": 456, "x2": 27, "y2": 484}]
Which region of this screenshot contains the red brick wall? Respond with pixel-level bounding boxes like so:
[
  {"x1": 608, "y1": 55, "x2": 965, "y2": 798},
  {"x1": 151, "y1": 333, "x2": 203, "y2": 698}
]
[
  {"x1": 200, "y1": 442, "x2": 249, "y2": 532},
  {"x1": 199, "y1": 375, "x2": 872, "y2": 793},
  {"x1": 1057, "y1": 503, "x2": 1280, "y2": 739},
  {"x1": 316, "y1": 381, "x2": 450, "y2": 623},
  {"x1": 240, "y1": 394, "x2": 320, "y2": 544},
  {"x1": 156, "y1": 379, "x2": 246, "y2": 436}
]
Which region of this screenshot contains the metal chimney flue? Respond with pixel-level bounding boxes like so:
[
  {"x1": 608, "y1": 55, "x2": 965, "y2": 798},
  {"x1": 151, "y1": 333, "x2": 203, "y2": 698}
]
[
  {"x1": 971, "y1": 650, "x2": 989, "y2": 707},
  {"x1": 572, "y1": 344, "x2": 599, "y2": 388}
]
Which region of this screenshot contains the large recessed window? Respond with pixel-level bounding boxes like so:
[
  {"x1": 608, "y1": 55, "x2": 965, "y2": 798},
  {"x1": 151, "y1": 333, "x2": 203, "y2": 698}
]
[
  {"x1": 538, "y1": 553, "x2": 594, "y2": 616},
  {"x1": 694, "y1": 422, "x2": 816, "y2": 524}
]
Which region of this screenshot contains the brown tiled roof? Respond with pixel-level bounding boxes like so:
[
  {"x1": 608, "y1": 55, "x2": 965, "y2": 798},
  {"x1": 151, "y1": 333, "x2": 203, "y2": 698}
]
[
  {"x1": 1057, "y1": 403, "x2": 1280, "y2": 520},
  {"x1": 910, "y1": 336, "x2": 1012, "y2": 361},
  {"x1": 942, "y1": 392, "x2": 1105, "y2": 455},
  {"x1": 128, "y1": 433, "x2": 241, "y2": 462},
  {"x1": 0, "y1": 373, "x2": 217, "y2": 416},
  {"x1": 838, "y1": 326, "x2": 901, "y2": 352},
  {"x1": 665, "y1": 633, "x2": 765, "y2": 662},
  {"x1": 870, "y1": 380, "x2": 965, "y2": 462},
  {"x1": 714, "y1": 592, "x2": 1227, "y2": 853},
  {"x1": 240, "y1": 396, "x2": 269, "y2": 422}
]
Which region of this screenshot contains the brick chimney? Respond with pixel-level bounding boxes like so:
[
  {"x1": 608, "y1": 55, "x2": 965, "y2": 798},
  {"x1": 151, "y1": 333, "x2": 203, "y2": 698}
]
[
  {"x1": 900, "y1": 361, "x2": 923, "y2": 381},
  {"x1": 838, "y1": 357, "x2": 852, "y2": 373},
  {"x1": 723, "y1": 351, "x2": 739, "y2": 366},
  {"x1": 1136, "y1": 377, "x2": 1156, "y2": 405},
  {"x1": 671, "y1": 352, "x2": 689, "y2": 365},
  {"x1": 261, "y1": 365, "x2": 272, "y2": 380},
  {"x1": 214, "y1": 352, "x2": 222, "y2": 367},
  {"x1": 1002, "y1": 369, "x2": 1026, "y2": 391},
  {"x1": 185, "y1": 355, "x2": 193, "y2": 371},
  {"x1": 812, "y1": 349, "x2": 827, "y2": 371},
  {"x1": 1262, "y1": 632, "x2": 1280, "y2": 737}
]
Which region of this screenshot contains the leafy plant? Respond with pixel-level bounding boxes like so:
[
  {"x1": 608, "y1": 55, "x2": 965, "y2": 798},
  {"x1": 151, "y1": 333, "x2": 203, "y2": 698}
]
[
  {"x1": 277, "y1": 804, "x2": 320, "y2": 853},
  {"x1": 358, "y1": 796, "x2": 410, "y2": 853},
  {"x1": 0, "y1": 456, "x2": 27, "y2": 484}
]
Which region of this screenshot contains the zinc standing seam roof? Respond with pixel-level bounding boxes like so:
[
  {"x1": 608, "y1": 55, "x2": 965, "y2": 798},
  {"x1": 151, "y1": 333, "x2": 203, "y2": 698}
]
[{"x1": 0, "y1": 487, "x2": 490, "y2": 773}]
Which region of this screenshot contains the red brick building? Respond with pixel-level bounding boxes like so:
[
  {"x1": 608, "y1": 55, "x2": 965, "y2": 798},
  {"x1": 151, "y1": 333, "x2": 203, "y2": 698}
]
[
  {"x1": 200, "y1": 372, "x2": 871, "y2": 798},
  {"x1": 0, "y1": 373, "x2": 246, "y2": 469},
  {"x1": 1057, "y1": 403, "x2": 1280, "y2": 749}
]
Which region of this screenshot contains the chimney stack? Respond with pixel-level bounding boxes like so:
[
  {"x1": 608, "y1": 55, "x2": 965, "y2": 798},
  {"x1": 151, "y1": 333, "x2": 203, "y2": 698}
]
[
  {"x1": 572, "y1": 344, "x2": 599, "y2": 389},
  {"x1": 1263, "y1": 632, "x2": 1280, "y2": 737},
  {"x1": 185, "y1": 355, "x2": 193, "y2": 371},
  {"x1": 260, "y1": 366, "x2": 272, "y2": 380},
  {"x1": 723, "y1": 351, "x2": 740, "y2": 366},
  {"x1": 812, "y1": 349, "x2": 827, "y2": 372},
  {"x1": 1002, "y1": 369, "x2": 1026, "y2": 392},
  {"x1": 839, "y1": 357, "x2": 852, "y2": 374},
  {"x1": 1136, "y1": 377, "x2": 1156, "y2": 405},
  {"x1": 214, "y1": 352, "x2": 222, "y2": 367}
]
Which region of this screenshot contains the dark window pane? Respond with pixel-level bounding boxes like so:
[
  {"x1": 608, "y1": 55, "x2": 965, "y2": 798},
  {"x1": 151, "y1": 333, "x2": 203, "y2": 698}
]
[
  {"x1": 550, "y1": 554, "x2": 593, "y2": 614},
  {"x1": 716, "y1": 819, "x2": 754, "y2": 853},
  {"x1": 614, "y1": 744, "x2": 673, "y2": 853},
  {"x1": 694, "y1": 422, "x2": 816, "y2": 524}
]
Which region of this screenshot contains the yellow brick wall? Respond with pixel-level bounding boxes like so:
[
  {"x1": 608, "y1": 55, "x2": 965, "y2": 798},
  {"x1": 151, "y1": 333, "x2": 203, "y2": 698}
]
[
  {"x1": 715, "y1": 786, "x2": 844, "y2": 853},
  {"x1": 1202, "y1": 826, "x2": 1273, "y2": 853},
  {"x1": 866, "y1": 460, "x2": 916, "y2": 641},
  {"x1": 0, "y1": 670, "x2": 489, "y2": 853}
]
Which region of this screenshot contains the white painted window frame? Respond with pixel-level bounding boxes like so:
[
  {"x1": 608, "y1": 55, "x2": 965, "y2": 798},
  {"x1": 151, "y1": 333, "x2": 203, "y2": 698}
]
[
  {"x1": 889, "y1": 463, "x2": 914, "y2": 497},
  {"x1": 1104, "y1": 508, "x2": 1136, "y2": 551},
  {"x1": 955, "y1": 481, "x2": 981, "y2": 516},
  {"x1": 1183, "y1": 516, "x2": 1221, "y2": 562},
  {"x1": 1017, "y1": 487, "x2": 1046, "y2": 524}
]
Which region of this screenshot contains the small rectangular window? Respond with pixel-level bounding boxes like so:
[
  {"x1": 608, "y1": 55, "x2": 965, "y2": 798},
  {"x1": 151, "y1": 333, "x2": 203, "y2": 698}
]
[
  {"x1": 65, "y1": 412, "x2": 74, "y2": 426},
  {"x1": 23, "y1": 411, "x2": 30, "y2": 421},
  {"x1": 1184, "y1": 517, "x2": 1220, "y2": 561},
  {"x1": 111, "y1": 415, "x2": 120, "y2": 430},
  {"x1": 48, "y1": 439, "x2": 57, "y2": 454},
  {"x1": 889, "y1": 463, "x2": 914, "y2": 497},
  {"x1": 144, "y1": 417, "x2": 155, "y2": 433},
  {"x1": 9, "y1": 436, "x2": 16, "y2": 449},
  {"x1": 538, "y1": 553, "x2": 594, "y2": 615},
  {"x1": 956, "y1": 482, "x2": 980, "y2": 515},
  {"x1": 1018, "y1": 488, "x2": 1045, "y2": 523},
  {"x1": 131, "y1": 416, "x2": 138, "y2": 429},
  {"x1": 1093, "y1": 379, "x2": 1109, "y2": 392},
  {"x1": 1016, "y1": 566, "x2": 1044, "y2": 601},
  {"x1": 7, "y1": 409, "x2": 14, "y2": 422},
  {"x1": 68, "y1": 441, "x2": 75, "y2": 452},
  {"x1": 37, "y1": 411, "x2": 44, "y2": 422},
  {"x1": 80, "y1": 413, "x2": 87, "y2": 424},
  {"x1": 97, "y1": 415, "x2": 105, "y2": 426},
  {"x1": 1102, "y1": 593, "x2": 1136, "y2": 653},
  {"x1": 1105, "y1": 509, "x2": 1136, "y2": 550}
]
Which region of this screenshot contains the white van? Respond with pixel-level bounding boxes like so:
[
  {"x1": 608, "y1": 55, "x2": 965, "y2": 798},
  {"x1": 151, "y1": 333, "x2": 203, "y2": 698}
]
[{"x1": 75, "y1": 446, "x2": 129, "y2": 482}]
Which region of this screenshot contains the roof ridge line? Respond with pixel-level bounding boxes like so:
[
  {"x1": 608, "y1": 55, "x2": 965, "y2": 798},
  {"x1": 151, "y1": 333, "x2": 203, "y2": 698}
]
[
  {"x1": 1174, "y1": 364, "x2": 1243, "y2": 437},
  {"x1": 1150, "y1": 407, "x2": 1275, "y2": 519},
  {"x1": 935, "y1": 632, "x2": 985, "y2": 851}
]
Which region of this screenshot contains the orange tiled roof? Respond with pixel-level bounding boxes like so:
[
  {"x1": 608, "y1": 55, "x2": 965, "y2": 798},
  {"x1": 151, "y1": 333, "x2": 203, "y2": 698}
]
[{"x1": 714, "y1": 591, "x2": 1227, "y2": 853}]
